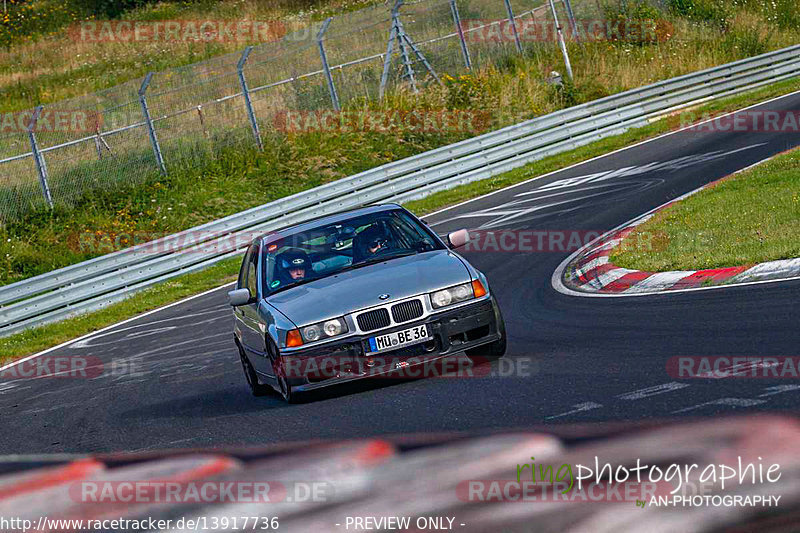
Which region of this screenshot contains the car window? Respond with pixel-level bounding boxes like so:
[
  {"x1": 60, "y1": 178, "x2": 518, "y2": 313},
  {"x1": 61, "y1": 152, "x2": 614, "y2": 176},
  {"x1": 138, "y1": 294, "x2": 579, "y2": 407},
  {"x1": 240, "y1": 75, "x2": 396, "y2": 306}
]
[
  {"x1": 262, "y1": 209, "x2": 444, "y2": 295},
  {"x1": 246, "y1": 245, "x2": 259, "y2": 298},
  {"x1": 237, "y1": 244, "x2": 254, "y2": 290}
]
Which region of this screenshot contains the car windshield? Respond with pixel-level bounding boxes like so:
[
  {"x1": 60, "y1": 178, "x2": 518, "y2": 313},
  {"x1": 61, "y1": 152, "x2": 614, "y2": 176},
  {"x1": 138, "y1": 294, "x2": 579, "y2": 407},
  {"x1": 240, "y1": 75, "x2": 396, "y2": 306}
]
[{"x1": 262, "y1": 209, "x2": 443, "y2": 294}]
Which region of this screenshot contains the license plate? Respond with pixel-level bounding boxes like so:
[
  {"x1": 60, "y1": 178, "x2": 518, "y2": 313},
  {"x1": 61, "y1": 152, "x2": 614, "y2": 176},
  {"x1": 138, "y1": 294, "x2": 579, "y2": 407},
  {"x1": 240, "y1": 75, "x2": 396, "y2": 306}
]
[{"x1": 367, "y1": 324, "x2": 429, "y2": 353}]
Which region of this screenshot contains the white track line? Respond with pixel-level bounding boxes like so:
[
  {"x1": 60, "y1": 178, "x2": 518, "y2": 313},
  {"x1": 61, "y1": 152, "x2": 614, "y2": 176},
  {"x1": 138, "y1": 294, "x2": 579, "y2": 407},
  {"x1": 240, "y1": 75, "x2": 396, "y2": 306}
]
[{"x1": 0, "y1": 282, "x2": 235, "y2": 373}]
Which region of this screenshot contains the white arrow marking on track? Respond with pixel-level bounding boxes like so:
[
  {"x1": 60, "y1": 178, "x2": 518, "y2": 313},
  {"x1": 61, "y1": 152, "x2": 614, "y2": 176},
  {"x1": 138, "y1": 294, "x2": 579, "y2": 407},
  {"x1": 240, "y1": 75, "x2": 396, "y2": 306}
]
[
  {"x1": 545, "y1": 401, "x2": 602, "y2": 420},
  {"x1": 616, "y1": 382, "x2": 689, "y2": 401},
  {"x1": 759, "y1": 385, "x2": 800, "y2": 397},
  {"x1": 672, "y1": 397, "x2": 766, "y2": 414}
]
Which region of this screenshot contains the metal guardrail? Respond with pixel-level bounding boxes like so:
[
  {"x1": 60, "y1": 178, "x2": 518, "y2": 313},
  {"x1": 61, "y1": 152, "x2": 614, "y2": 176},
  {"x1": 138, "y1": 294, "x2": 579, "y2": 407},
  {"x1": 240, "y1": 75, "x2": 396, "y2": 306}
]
[{"x1": 1, "y1": 44, "x2": 799, "y2": 337}]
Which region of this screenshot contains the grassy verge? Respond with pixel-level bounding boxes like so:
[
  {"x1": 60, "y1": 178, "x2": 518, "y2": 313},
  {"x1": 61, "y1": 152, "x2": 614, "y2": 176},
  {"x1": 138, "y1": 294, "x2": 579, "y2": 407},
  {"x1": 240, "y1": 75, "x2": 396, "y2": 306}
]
[
  {"x1": 0, "y1": 0, "x2": 381, "y2": 108},
  {"x1": 2, "y1": 77, "x2": 800, "y2": 364},
  {"x1": 3, "y1": 0, "x2": 799, "y2": 111},
  {"x1": 610, "y1": 146, "x2": 800, "y2": 272}
]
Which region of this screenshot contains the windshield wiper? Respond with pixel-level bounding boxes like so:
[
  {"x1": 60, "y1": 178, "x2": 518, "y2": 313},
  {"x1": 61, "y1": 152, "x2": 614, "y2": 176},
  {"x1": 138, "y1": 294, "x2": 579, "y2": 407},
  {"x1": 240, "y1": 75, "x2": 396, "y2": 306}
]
[
  {"x1": 343, "y1": 250, "x2": 418, "y2": 272},
  {"x1": 266, "y1": 276, "x2": 320, "y2": 296}
]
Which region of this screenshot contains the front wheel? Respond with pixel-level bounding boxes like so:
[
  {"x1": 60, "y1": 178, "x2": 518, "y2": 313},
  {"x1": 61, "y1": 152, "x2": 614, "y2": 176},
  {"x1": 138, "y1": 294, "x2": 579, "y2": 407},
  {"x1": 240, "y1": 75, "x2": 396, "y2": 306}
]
[
  {"x1": 268, "y1": 341, "x2": 305, "y2": 404},
  {"x1": 238, "y1": 343, "x2": 272, "y2": 397}
]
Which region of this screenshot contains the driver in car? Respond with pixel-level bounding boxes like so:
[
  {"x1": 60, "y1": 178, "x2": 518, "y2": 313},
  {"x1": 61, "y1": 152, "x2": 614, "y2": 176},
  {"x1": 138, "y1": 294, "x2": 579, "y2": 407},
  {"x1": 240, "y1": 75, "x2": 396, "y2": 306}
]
[
  {"x1": 277, "y1": 249, "x2": 312, "y2": 283},
  {"x1": 359, "y1": 225, "x2": 392, "y2": 257}
]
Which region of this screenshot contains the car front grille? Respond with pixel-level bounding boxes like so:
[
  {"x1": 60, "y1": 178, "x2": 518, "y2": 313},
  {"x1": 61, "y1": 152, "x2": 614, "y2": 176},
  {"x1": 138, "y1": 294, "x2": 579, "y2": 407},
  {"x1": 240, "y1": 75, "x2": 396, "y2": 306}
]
[
  {"x1": 357, "y1": 308, "x2": 391, "y2": 332},
  {"x1": 391, "y1": 299, "x2": 424, "y2": 323}
]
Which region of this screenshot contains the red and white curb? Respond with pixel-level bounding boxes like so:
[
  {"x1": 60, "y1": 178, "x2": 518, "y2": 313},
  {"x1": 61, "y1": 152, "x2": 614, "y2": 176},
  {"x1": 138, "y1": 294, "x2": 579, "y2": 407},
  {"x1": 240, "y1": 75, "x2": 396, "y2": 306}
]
[{"x1": 553, "y1": 179, "x2": 800, "y2": 297}]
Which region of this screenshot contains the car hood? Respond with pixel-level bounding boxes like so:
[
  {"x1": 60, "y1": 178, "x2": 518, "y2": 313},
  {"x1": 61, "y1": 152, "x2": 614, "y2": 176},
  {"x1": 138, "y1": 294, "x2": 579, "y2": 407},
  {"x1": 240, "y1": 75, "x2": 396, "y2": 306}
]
[{"x1": 266, "y1": 250, "x2": 471, "y2": 326}]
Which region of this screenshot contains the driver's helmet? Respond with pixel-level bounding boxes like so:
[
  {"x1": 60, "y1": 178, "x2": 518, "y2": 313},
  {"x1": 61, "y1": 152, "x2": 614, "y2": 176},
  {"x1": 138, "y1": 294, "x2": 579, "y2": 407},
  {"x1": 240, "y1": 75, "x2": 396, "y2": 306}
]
[{"x1": 276, "y1": 248, "x2": 311, "y2": 282}]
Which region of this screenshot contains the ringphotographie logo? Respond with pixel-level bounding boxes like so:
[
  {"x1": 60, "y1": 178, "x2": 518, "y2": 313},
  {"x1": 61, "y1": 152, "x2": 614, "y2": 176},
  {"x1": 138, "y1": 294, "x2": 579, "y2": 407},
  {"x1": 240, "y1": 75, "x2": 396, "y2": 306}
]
[
  {"x1": 69, "y1": 20, "x2": 287, "y2": 43},
  {"x1": 458, "y1": 455, "x2": 783, "y2": 507}
]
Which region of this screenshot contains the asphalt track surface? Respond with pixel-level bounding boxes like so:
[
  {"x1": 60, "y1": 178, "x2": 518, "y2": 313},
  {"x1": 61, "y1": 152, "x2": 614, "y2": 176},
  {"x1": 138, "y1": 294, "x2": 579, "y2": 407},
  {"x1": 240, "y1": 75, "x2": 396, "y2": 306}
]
[{"x1": 3, "y1": 92, "x2": 800, "y2": 455}]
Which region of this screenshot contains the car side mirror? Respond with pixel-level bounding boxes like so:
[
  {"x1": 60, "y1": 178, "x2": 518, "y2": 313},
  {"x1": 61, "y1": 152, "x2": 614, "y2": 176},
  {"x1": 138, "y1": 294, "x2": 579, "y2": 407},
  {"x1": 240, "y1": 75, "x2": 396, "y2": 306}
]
[
  {"x1": 446, "y1": 229, "x2": 470, "y2": 248},
  {"x1": 228, "y1": 288, "x2": 253, "y2": 307}
]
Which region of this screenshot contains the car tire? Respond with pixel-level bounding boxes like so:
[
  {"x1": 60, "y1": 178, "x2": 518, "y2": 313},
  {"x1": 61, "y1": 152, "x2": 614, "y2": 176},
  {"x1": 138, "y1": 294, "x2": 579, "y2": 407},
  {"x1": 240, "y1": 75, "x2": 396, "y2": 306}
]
[
  {"x1": 466, "y1": 297, "x2": 507, "y2": 360},
  {"x1": 238, "y1": 343, "x2": 272, "y2": 397},
  {"x1": 268, "y1": 340, "x2": 304, "y2": 404}
]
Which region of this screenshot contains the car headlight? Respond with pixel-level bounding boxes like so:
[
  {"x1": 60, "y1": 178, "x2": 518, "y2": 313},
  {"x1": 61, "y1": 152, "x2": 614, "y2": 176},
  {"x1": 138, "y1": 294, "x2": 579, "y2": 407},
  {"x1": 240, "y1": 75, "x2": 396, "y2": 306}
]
[
  {"x1": 300, "y1": 317, "x2": 348, "y2": 343},
  {"x1": 430, "y1": 282, "x2": 481, "y2": 309}
]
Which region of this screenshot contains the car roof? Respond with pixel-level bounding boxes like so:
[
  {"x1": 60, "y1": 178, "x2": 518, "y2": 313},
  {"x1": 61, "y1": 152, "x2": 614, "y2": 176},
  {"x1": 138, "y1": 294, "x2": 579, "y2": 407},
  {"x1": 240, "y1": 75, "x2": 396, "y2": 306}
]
[{"x1": 258, "y1": 204, "x2": 406, "y2": 245}]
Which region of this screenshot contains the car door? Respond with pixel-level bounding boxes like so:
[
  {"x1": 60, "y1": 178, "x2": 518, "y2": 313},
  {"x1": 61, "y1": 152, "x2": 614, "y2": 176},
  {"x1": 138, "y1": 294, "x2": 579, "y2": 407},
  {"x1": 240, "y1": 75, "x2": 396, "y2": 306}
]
[
  {"x1": 238, "y1": 243, "x2": 274, "y2": 377},
  {"x1": 232, "y1": 244, "x2": 254, "y2": 350}
]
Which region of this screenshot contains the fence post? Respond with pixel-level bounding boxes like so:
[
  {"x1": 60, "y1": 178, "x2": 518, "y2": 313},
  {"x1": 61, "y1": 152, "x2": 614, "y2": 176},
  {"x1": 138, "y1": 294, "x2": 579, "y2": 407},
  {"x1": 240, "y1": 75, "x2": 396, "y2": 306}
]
[
  {"x1": 237, "y1": 47, "x2": 264, "y2": 151},
  {"x1": 379, "y1": 1, "x2": 400, "y2": 99},
  {"x1": 503, "y1": 0, "x2": 522, "y2": 53},
  {"x1": 94, "y1": 134, "x2": 103, "y2": 160},
  {"x1": 449, "y1": 0, "x2": 471, "y2": 69},
  {"x1": 562, "y1": 0, "x2": 581, "y2": 44},
  {"x1": 549, "y1": 0, "x2": 574, "y2": 80},
  {"x1": 393, "y1": 2, "x2": 417, "y2": 92},
  {"x1": 26, "y1": 106, "x2": 54, "y2": 209},
  {"x1": 316, "y1": 18, "x2": 341, "y2": 112},
  {"x1": 138, "y1": 72, "x2": 167, "y2": 175},
  {"x1": 93, "y1": 113, "x2": 104, "y2": 160}
]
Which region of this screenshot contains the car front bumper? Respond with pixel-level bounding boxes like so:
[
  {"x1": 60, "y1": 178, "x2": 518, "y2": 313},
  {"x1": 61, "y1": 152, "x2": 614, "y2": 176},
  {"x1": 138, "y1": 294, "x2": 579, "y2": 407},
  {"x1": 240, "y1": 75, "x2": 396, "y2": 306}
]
[{"x1": 279, "y1": 296, "x2": 502, "y2": 392}]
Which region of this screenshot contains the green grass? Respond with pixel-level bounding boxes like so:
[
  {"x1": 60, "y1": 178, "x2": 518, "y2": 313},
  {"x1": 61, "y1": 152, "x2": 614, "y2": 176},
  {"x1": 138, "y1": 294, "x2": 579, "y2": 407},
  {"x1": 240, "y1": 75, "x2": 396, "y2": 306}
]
[
  {"x1": 2, "y1": 77, "x2": 800, "y2": 364},
  {"x1": 611, "y1": 146, "x2": 800, "y2": 272}
]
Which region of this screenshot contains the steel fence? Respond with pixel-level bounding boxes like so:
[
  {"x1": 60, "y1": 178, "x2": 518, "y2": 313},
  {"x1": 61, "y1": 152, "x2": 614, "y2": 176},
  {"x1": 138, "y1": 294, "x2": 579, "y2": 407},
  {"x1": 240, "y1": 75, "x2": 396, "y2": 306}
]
[
  {"x1": 0, "y1": 0, "x2": 594, "y2": 221},
  {"x1": 1, "y1": 44, "x2": 799, "y2": 337}
]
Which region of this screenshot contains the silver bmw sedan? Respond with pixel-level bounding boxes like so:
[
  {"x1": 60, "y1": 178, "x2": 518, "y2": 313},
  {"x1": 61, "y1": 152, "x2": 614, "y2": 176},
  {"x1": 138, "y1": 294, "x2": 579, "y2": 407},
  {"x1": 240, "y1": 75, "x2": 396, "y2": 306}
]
[{"x1": 228, "y1": 204, "x2": 506, "y2": 402}]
